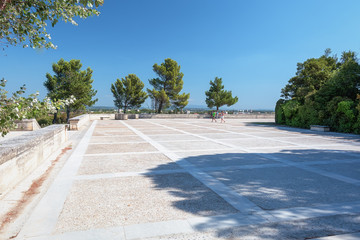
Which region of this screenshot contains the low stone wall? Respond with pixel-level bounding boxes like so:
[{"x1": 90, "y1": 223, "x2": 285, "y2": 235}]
[
  {"x1": 139, "y1": 113, "x2": 275, "y2": 119},
  {"x1": 0, "y1": 125, "x2": 67, "y2": 196},
  {"x1": 89, "y1": 114, "x2": 115, "y2": 120},
  {"x1": 13, "y1": 119, "x2": 41, "y2": 131},
  {"x1": 69, "y1": 114, "x2": 91, "y2": 130},
  {"x1": 115, "y1": 113, "x2": 139, "y2": 120}
]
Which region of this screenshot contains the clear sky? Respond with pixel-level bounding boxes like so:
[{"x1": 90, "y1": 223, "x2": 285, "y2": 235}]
[{"x1": 2, "y1": 0, "x2": 360, "y2": 110}]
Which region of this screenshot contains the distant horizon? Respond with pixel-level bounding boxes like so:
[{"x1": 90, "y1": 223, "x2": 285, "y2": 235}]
[{"x1": 89, "y1": 105, "x2": 275, "y2": 112}]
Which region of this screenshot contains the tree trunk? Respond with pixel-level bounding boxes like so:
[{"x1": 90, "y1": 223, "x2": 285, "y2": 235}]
[
  {"x1": 157, "y1": 101, "x2": 163, "y2": 113},
  {"x1": 66, "y1": 107, "x2": 70, "y2": 123},
  {"x1": 52, "y1": 109, "x2": 58, "y2": 124}
]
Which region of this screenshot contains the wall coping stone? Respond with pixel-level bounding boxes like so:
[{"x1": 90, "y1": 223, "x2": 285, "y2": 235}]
[{"x1": 0, "y1": 124, "x2": 66, "y2": 166}]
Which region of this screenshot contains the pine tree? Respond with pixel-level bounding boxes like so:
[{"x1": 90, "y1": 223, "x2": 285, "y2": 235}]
[
  {"x1": 205, "y1": 77, "x2": 238, "y2": 111},
  {"x1": 111, "y1": 74, "x2": 148, "y2": 113},
  {"x1": 44, "y1": 59, "x2": 98, "y2": 123},
  {"x1": 147, "y1": 58, "x2": 190, "y2": 113}
]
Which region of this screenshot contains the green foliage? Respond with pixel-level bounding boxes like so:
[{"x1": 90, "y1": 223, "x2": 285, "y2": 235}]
[
  {"x1": 276, "y1": 49, "x2": 360, "y2": 133},
  {"x1": 37, "y1": 115, "x2": 52, "y2": 127},
  {"x1": 275, "y1": 99, "x2": 285, "y2": 124},
  {"x1": 0, "y1": 0, "x2": 103, "y2": 49},
  {"x1": 147, "y1": 58, "x2": 190, "y2": 113},
  {"x1": 0, "y1": 78, "x2": 60, "y2": 136},
  {"x1": 205, "y1": 77, "x2": 238, "y2": 111},
  {"x1": 111, "y1": 74, "x2": 148, "y2": 113},
  {"x1": 44, "y1": 58, "x2": 98, "y2": 122},
  {"x1": 281, "y1": 51, "x2": 337, "y2": 103},
  {"x1": 335, "y1": 100, "x2": 356, "y2": 133}
]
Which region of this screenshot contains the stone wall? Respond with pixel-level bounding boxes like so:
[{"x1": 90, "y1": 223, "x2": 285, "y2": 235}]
[
  {"x1": 13, "y1": 119, "x2": 41, "y2": 131},
  {"x1": 69, "y1": 114, "x2": 91, "y2": 130},
  {"x1": 0, "y1": 125, "x2": 67, "y2": 196}
]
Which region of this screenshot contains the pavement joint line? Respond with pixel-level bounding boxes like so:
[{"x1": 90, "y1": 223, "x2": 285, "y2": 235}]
[
  {"x1": 83, "y1": 151, "x2": 161, "y2": 156},
  {"x1": 16, "y1": 121, "x2": 110, "y2": 239},
  {"x1": 73, "y1": 169, "x2": 188, "y2": 180},
  {"x1": 170, "y1": 121, "x2": 360, "y2": 186},
  {"x1": 88, "y1": 141, "x2": 147, "y2": 144},
  {"x1": 121, "y1": 120, "x2": 268, "y2": 215}
]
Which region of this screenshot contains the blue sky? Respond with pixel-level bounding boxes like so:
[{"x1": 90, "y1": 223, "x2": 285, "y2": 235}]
[{"x1": 2, "y1": 0, "x2": 360, "y2": 110}]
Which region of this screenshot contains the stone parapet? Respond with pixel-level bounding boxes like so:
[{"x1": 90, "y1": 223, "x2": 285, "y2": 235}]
[
  {"x1": 0, "y1": 124, "x2": 67, "y2": 196},
  {"x1": 69, "y1": 114, "x2": 91, "y2": 130},
  {"x1": 89, "y1": 114, "x2": 115, "y2": 120},
  {"x1": 13, "y1": 119, "x2": 41, "y2": 131}
]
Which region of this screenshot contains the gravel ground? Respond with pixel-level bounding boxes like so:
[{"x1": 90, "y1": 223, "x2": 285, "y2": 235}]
[{"x1": 54, "y1": 173, "x2": 238, "y2": 233}]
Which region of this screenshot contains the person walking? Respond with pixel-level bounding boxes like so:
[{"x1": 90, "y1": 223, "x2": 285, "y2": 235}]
[
  {"x1": 220, "y1": 111, "x2": 226, "y2": 123},
  {"x1": 211, "y1": 111, "x2": 217, "y2": 122}
]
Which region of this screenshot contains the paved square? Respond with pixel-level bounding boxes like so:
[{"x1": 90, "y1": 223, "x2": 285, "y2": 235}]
[
  {"x1": 16, "y1": 118, "x2": 360, "y2": 240},
  {"x1": 55, "y1": 173, "x2": 238, "y2": 233}
]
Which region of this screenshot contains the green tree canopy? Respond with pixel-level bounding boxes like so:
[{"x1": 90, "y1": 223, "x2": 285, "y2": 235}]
[
  {"x1": 281, "y1": 50, "x2": 337, "y2": 103},
  {"x1": 205, "y1": 77, "x2": 238, "y2": 111},
  {"x1": 0, "y1": 0, "x2": 103, "y2": 49},
  {"x1": 111, "y1": 74, "x2": 148, "y2": 113},
  {"x1": 276, "y1": 49, "x2": 360, "y2": 133},
  {"x1": 44, "y1": 58, "x2": 98, "y2": 122},
  {"x1": 147, "y1": 58, "x2": 190, "y2": 113}
]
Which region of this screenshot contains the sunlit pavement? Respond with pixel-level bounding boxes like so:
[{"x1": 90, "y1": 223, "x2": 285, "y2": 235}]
[{"x1": 15, "y1": 119, "x2": 360, "y2": 239}]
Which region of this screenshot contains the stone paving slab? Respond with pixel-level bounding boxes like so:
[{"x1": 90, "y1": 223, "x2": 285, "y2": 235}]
[
  {"x1": 278, "y1": 137, "x2": 342, "y2": 146},
  {"x1": 149, "y1": 134, "x2": 203, "y2": 141},
  {"x1": 91, "y1": 131, "x2": 137, "y2": 136},
  {"x1": 272, "y1": 149, "x2": 360, "y2": 162},
  {"x1": 222, "y1": 138, "x2": 295, "y2": 148},
  {"x1": 195, "y1": 133, "x2": 252, "y2": 139},
  {"x1": 242, "y1": 132, "x2": 299, "y2": 138},
  {"x1": 175, "y1": 151, "x2": 278, "y2": 168},
  {"x1": 311, "y1": 162, "x2": 360, "y2": 181},
  {"x1": 54, "y1": 173, "x2": 238, "y2": 233},
  {"x1": 85, "y1": 142, "x2": 158, "y2": 154},
  {"x1": 208, "y1": 166, "x2": 360, "y2": 210},
  {"x1": 89, "y1": 135, "x2": 145, "y2": 143},
  {"x1": 78, "y1": 153, "x2": 180, "y2": 175},
  {"x1": 138, "y1": 130, "x2": 182, "y2": 135},
  {"x1": 159, "y1": 140, "x2": 231, "y2": 151}
]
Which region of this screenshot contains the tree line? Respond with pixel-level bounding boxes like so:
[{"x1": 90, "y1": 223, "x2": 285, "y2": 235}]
[
  {"x1": 276, "y1": 49, "x2": 360, "y2": 133},
  {"x1": 111, "y1": 58, "x2": 238, "y2": 113}
]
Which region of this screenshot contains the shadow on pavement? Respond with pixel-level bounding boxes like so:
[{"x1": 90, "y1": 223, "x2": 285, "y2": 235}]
[{"x1": 145, "y1": 148, "x2": 360, "y2": 239}]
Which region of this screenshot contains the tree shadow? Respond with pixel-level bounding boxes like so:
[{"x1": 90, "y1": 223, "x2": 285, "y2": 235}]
[{"x1": 144, "y1": 148, "x2": 360, "y2": 239}]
